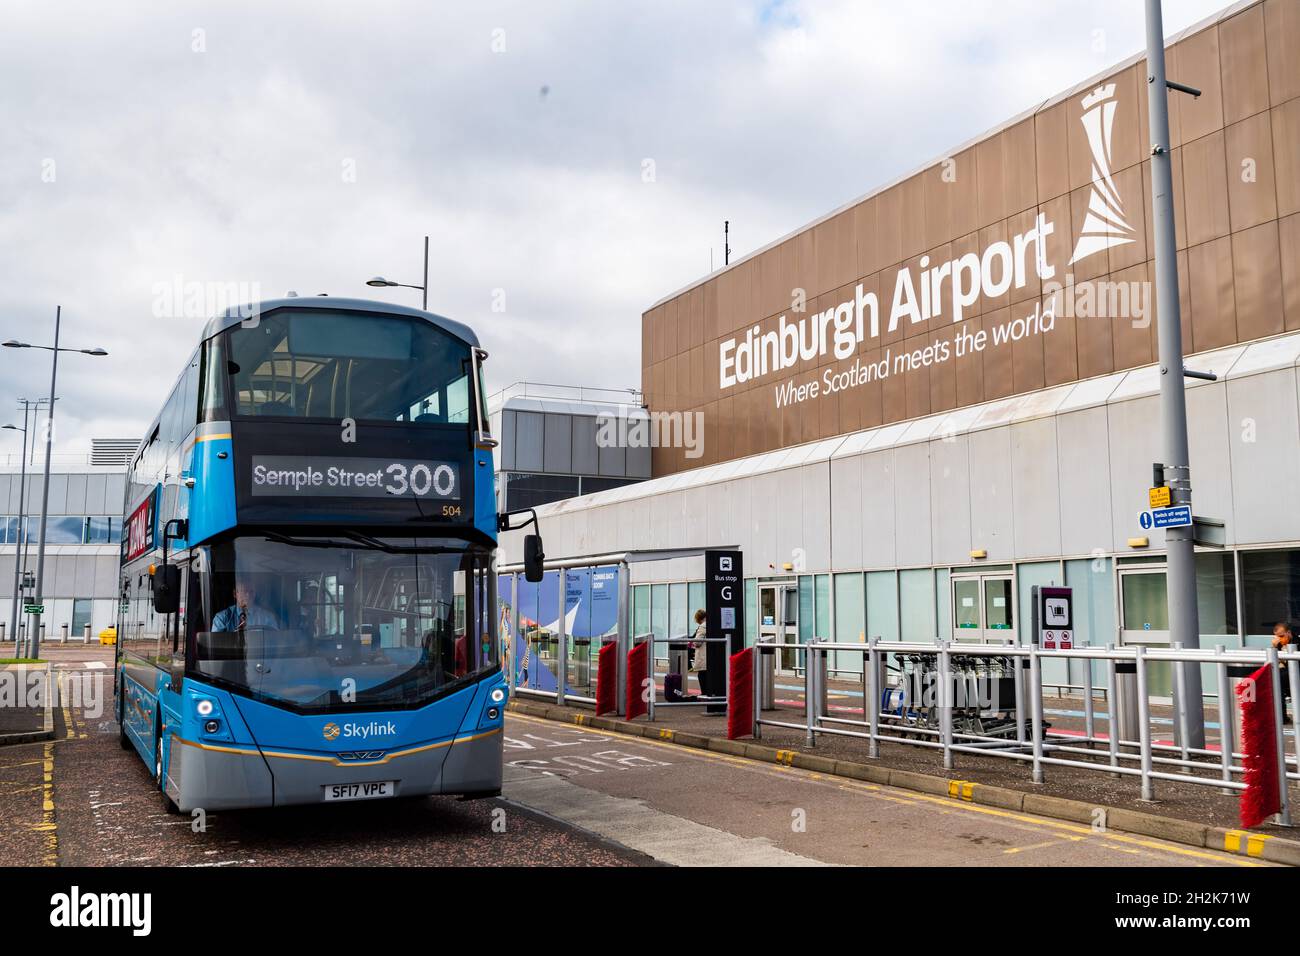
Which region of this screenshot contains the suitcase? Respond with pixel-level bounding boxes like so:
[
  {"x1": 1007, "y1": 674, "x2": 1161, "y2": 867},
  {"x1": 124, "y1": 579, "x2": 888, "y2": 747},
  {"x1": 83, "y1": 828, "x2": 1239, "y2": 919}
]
[{"x1": 664, "y1": 671, "x2": 684, "y2": 702}]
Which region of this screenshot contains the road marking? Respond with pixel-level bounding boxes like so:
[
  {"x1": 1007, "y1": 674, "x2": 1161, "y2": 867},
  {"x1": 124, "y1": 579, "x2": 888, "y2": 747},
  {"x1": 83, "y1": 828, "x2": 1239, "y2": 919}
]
[
  {"x1": 39, "y1": 741, "x2": 57, "y2": 866},
  {"x1": 507, "y1": 713, "x2": 1264, "y2": 867}
]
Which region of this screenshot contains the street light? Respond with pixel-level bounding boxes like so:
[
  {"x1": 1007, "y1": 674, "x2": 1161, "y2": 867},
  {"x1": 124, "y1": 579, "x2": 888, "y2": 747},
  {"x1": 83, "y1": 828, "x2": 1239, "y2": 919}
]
[
  {"x1": 363, "y1": 235, "x2": 429, "y2": 310},
  {"x1": 2, "y1": 306, "x2": 108, "y2": 658},
  {"x1": 3, "y1": 414, "x2": 30, "y2": 653}
]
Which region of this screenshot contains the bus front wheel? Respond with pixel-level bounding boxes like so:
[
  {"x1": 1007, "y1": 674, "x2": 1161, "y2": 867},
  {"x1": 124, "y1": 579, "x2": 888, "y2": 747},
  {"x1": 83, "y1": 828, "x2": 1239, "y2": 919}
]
[{"x1": 155, "y1": 722, "x2": 181, "y2": 815}]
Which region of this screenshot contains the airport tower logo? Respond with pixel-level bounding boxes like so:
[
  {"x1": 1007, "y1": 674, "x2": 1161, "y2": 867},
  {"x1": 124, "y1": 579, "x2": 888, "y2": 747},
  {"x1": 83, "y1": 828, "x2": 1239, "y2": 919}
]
[
  {"x1": 1069, "y1": 83, "x2": 1135, "y2": 264},
  {"x1": 716, "y1": 82, "x2": 1146, "y2": 411}
]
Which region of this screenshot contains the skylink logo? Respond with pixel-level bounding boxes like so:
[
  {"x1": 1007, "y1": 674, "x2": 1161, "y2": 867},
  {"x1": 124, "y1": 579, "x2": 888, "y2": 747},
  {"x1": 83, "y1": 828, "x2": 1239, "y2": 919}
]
[
  {"x1": 50, "y1": 886, "x2": 151, "y2": 936},
  {"x1": 334, "y1": 720, "x2": 397, "y2": 740}
]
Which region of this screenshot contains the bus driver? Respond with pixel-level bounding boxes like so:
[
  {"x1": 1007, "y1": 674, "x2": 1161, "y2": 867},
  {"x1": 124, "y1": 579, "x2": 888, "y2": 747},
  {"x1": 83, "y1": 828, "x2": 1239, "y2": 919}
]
[{"x1": 212, "y1": 580, "x2": 283, "y2": 632}]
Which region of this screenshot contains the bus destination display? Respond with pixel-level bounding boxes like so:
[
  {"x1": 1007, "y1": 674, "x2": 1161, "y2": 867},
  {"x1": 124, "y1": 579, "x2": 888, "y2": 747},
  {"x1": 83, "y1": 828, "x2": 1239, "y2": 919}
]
[{"x1": 250, "y1": 456, "x2": 460, "y2": 500}]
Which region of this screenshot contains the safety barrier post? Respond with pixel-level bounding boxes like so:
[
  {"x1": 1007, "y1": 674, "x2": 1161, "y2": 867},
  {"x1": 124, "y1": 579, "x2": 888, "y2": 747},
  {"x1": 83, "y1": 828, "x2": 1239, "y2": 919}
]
[
  {"x1": 60, "y1": 623, "x2": 68, "y2": 644},
  {"x1": 1215, "y1": 651, "x2": 1233, "y2": 793},
  {"x1": 1268, "y1": 646, "x2": 1292, "y2": 826},
  {"x1": 625, "y1": 639, "x2": 649, "y2": 721},
  {"x1": 595, "y1": 641, "x2": 618, "y2": 716},
  {"x1": 555, "y1": 572, "x2": 566, "y2": 708},
  {"x1": 1082, "y1": 655, "x2": 1095, "y2": 747},
  {"x1": 1105, "y1": 649, "x2": 1120, "y2": 777},
  {"x1": 1013, "y1": 647, "x2": 1026, "y2": 750},
  {"x1": 1290, "y1": 650, "x2": 1300, "y2": 786},
  {"x1": 804, "y1": 642, "x2": 817, "y2": 747},
  {"x1": 1135, "y1": 645, "x2": 1154, "y2": 801},
  {"x1": 1172, "y1": 641, "x2": 1190, "y2": 767},
  {"x1": 1029, "y1": 641, "x2": 1044, "y2": 784},
  {"x1": 727, "y1": 646, "x2": 753, "y2": 740},
  {"x1": 82, "y1": 623, "x2": 91, "y2": 643},
  {"x1": 867, "y1": 637, "x2": 880, "y2": 759},
  {"x1": 939, "y1": 640, "x2": 953, "y2": 771}
]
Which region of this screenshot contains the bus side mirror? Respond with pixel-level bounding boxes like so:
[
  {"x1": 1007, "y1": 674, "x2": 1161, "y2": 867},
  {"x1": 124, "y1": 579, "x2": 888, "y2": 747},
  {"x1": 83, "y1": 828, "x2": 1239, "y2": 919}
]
[
  {"x1": 153, "y1": 564, "x2": 181, "y2": 614},
  {"x1": 524, "y1": 534, "x2": 545, "y2": 583}
]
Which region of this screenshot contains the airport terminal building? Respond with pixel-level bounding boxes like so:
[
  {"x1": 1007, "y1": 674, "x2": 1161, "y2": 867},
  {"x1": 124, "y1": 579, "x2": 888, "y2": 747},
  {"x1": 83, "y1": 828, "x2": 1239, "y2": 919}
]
[{"x1": 502, "y1": 0, "x2": 1300, "y2": 692}]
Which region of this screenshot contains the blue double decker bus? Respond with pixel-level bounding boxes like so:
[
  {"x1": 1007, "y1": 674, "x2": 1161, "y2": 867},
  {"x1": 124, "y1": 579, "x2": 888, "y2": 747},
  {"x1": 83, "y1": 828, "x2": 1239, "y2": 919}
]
[{"x1": 116, "y1": 297, "x2": 540, "y2": 811}]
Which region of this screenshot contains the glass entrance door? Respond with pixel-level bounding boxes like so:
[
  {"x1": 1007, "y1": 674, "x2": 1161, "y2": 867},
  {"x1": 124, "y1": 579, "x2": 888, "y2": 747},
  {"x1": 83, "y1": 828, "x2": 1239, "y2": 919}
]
[
  {"x1": 1119, "y1": 568, "x2": 1172, "y2": 698},
  {"x1": 951, "y1": 574, "x2": 1015, "y2": 643},
  {"x1": 759, "y1": 583, "x2": 798, "y2": 671}
]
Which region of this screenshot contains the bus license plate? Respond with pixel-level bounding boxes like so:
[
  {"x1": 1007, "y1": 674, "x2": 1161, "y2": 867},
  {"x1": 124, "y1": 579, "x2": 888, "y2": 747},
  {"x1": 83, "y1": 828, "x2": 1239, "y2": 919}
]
[{"x1": 324, "y1": 781, "x2": 396, "y2": 802}]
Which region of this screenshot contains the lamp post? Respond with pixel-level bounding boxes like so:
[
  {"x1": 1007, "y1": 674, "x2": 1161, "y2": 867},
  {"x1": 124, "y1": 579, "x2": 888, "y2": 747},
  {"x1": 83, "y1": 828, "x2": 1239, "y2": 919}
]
[
  {"x1": 365, "y1": 235, "x2": 429, "y2": 310},
  {"x1": 3, "y1": 306, "x2": 108, "y2": 658},
  {"x1": 3, "y1": 398, "x2": 49, "y2": 655}
]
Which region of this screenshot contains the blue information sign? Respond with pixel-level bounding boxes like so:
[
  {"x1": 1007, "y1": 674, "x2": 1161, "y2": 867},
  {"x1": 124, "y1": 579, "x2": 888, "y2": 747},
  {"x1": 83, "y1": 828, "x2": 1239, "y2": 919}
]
[{"x1": 1138, "y1": 505, "x2": 1192, "y2": 529}]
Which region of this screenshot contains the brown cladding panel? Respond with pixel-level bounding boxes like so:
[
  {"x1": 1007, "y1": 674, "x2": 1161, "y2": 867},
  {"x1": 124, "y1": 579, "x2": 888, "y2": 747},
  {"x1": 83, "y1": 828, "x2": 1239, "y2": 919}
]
[
  {"x1": 1264, "y1": 0, "x2": 1300, "y2": 106},
  {"x1": 924, "y1": 163, "x2": 953, "y2": 252},
  {"x1": 1109, "y1": 64, "x2": 1147, "y2": 177},
  {"x1": 852, "y1": 198, "x2": 880, "y2": 279},
  {"x1": 1224, "y1": 112, "x2": 1278, "y2": 232},
  {"x1": 949, "y1": 146, "x2": 981, "y2": 240},
  {"x1": 1075, "y1": 298, "x2": 1115, "y2": 381},
  {"x1": 1035, "y1": 100, "x2": 1071, "y2": 204},
  {"x1": 881, "y1": 358, "x2": 907, "y2": 425},
  {"x1": 1231, "y1": 220, "x2": 1284, "y2": 341},
  {"x1": 981, "y1": 307, "x2": 1014, "y2": 401},
  {"x1": 954, "y1": 316, "x2": 985, "y2": 407},
  {"x1": 900, "y1": 331, "x2": 933, "y2": 421},
  {"x1": 1219, "y1": 5, "x2": 1270, "y2": 124},
  {"x1": 1042, "y1": 291, "x2": 1078, "y2": 387},
  {"x1": 1180, "y1": 131, "x2": 1232, "y2": 247},
  {"x1": 1010, "y1": 308, "x2": 1046, "y2": 396},
  {"x1": 1169, "y1": 25, "x2": 1225, "y2": 147},
  {"x1": 877, "y1": 185, "x2": 904, "y2": 269},
  {"x1": 900, "y1": 174, "x2": 928, "y2": 262},
  {"x1": 1110, "y1": 260, "x2": 1155, "y2": 371},
  {"x1": 1187, "y1": 236, "x2": 1238, "y2": 352},
  {"x1": 1005, "y1": 119, "x2": 1039, "y2": 216},
  {"x1": 1282, "y1": 213, "x2": 1300, "y2": 331},
  {"x1": 1274, "y1": 98, "x2": 1300, "y2": 218},
  {"x1": 976, "y1": 129, "x2": 1009, "y2": 227}
]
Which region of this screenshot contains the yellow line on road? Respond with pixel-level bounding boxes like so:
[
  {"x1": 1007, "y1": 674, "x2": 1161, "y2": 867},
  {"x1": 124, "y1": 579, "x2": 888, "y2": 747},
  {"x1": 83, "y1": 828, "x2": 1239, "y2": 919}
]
[
  {"x1": 39, "y1": 741, "x2": 57, "y2": 866},
  {"x1": 506, "y1": 712, "x2": 1262, "y2": 867},
  {"x1": 59, "y1": 672, "x2": 76, "y2": 740}
]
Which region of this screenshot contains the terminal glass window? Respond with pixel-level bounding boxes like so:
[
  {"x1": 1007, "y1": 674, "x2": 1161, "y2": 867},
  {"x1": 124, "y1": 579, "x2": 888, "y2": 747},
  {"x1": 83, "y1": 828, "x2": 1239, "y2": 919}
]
[
  {"x1": 866, "y1": 571, "x2": 899, "y2": 642},
  {"x1": 899, "y1": 569, "x2": 936, "y2": 642},
  {"x1": 223, "y1": 310, "x2": 472, "y2": 424},
  {"x1": 1240, "y1": 549, "x2": 1300, "y2": 641}
]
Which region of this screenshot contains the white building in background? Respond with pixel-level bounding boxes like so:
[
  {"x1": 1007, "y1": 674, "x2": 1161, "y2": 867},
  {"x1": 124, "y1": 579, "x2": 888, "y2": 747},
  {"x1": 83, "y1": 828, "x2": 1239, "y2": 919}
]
[{"x1": 0, "y1": 438, "x2": 132, "y2": 643}]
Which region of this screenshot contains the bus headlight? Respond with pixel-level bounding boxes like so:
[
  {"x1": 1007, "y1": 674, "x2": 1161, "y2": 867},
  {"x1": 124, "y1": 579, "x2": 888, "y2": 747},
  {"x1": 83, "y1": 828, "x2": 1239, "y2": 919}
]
[
  {"x1": 490, "y1": 688, "x2": 505, "y2": 703},
  {"x1": 196, "y1": 699, "x2": 215, "y2": 717}
]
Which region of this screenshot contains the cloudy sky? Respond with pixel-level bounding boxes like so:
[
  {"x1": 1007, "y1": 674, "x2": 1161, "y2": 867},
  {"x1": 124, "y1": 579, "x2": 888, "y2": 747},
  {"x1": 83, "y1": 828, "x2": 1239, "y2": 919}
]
[{"x1": 0, "y1": 0, "x2": 1230, "y2": 457}]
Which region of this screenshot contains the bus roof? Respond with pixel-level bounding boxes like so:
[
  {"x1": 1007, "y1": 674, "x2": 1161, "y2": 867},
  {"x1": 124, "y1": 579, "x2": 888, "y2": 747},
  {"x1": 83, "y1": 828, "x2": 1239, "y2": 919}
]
[{"x1": 199, "y1": 296, "x2": 481, "y2": 348}]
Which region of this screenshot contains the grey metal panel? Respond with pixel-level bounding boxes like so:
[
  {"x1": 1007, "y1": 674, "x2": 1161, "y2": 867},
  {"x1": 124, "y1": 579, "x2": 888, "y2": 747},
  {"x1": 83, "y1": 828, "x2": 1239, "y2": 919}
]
[
  {"x1": 53, "y1": 554, "x2": 76, "y2": 597},
  {"x1": 800, "y1": 463, "x2": 831, "y2": 573},
  {"x1": 860, "y1": 450, "x2": 897, "y2": 569},
  {"x1": 64, "y1": 474, "x2": 88, "y2": 515},
  {"x1": 894, "y1": 443, "x2": 932, "y2": 567},
  {"x1": 749, "y1": 471, "x2": 781, "y2": 568},
  {"x1": 928, "y1": 435, "x2": 972, "y2": 566},
  {"x1": 105, "y1": 474, "x2": 127, "y2": 514},
  {"x1": 1009, "y1": 418, "x2": 1062, "y2": 559},
  {"x1": 0, "y1": 476, "x2": 10, "y2": 513},
  {"x1": 572, "y1": 416, "x2": 599, "y2": 475},
  {"x1": 84, "y1": 474, "x2": 108, "y2": 515},
  {"x1": 1057, "y1": 407, "x2": 1114, "y2": 557},
  {"x1": 626, "y1": 441, "x2": 652, "y2": 479},
  {"x1": 829, "y1": 457, "x2": 863, "y2": 571},
  {"x1": 0, "y1": 553, "x2": 14, "y2": 598},
  {"x1": 514, "y1": 411, "x2": 544, "y2": 472},
  {"x1": 597, "y1": 442, "x2": 626, "y2": 477},
  {"x1": 684, "y1": 487, "x2": 707, "y2": 547},
  {"x1": 500, "y1": 410, "x2": 516, "y2": 472},
  {"x1": 1184, "y1": 382, "x2": 1234, "y2": 544},
  {"x1": 73, "y1": 555, "x2": 97, "y2": 596},
  {"x1": 1106, "y1": 395, "x2": 1162, "y2": 552},
  {"x1": 94, "y1": 553, "x2": 119, "y2": 596},
  {"x1": 543, "y1": 414, "x2": 573, "y2": 474},
  {"x1": 727, "y1": 478, "x2": 753, "y2": 560},
  {"x1": 44, "y1": 474, "x2": 68, "y2": 515},
  {"x1": 968, "y1": 429, "x2": 1014, "y2": 562},
  {"x1": 1230, "y1": 369, "x2": 1300, "y2": 543}
]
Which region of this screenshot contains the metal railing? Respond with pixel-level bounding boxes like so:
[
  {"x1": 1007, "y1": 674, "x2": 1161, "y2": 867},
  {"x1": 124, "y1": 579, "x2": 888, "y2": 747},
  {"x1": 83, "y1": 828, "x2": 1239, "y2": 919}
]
[
  {"x1": 753, "y1": 637, "x2": 1299, "y2": 825},
  {"x1": 644, "y1": 633, "x2": 730, "y2": 719}
]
